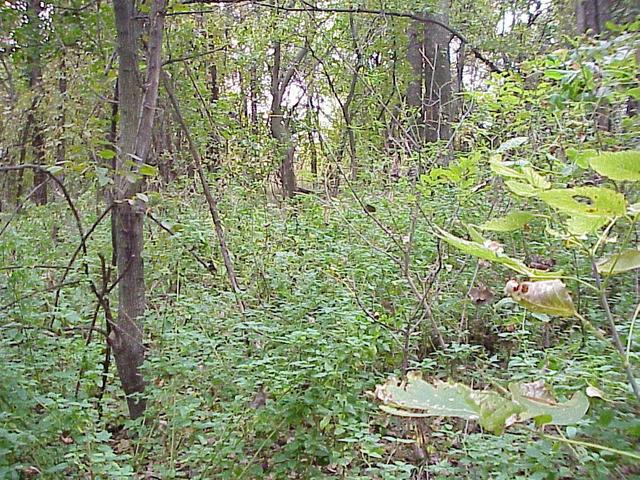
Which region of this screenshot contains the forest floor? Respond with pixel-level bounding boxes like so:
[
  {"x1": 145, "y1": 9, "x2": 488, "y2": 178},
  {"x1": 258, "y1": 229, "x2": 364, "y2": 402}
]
[{"x1": 1, "y1": 181, "x2": 639, "y2": 479}]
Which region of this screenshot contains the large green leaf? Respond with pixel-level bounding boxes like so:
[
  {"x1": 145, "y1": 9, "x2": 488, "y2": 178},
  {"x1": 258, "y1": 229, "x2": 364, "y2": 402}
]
[
  {"x1": 505, "y1": 180, "x2": 539, "y2": 197},
  {"x1": 376, "y1": 373, "x2": 477, "y2": 419},
  {"x1": 479, "y1": 211, "x2": 534, "y2": 232},
  {"x1": 509, "y1": 383, "x2": 589, "y2": 426},
  {"x1": 505, "y1": 279, "x2": 576, "y2": 317},
  {"x1": 522, "y1": 167, "x2": 551, "y2": 190},
  {"x1": 596, "y1": 249, "x2": 640, "y2": 275},
  {"x1": 588, "y1": 151, "x2": 640, "y2": 182},
  {"x1": 490, "y1": 160, "x2": 524, "y2": 179},
  {"x1": 565, "y1": 215, "x2": 609, "y2": 236},
  {"x1": 376, "y1": 375, "x2": 589, "y2": 434},
  {"x1": 434, "y1": 226, "x2": 557, "y2": 278},
  {"x1": 538, "y1": 187, "x2": 626, "y2": 218}
]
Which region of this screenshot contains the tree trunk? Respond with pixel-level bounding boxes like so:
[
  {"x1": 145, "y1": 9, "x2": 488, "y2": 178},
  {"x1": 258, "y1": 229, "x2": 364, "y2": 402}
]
[
  {"x1": 576, "y1": 0, "x2": 610, "y2": 35},
  {"x1": 250, "y1": 64, "x2": 259, "y2": 132},
  {"x1": 423, "y1": 0, "x2": 453, "y2": 149},
  {"x1": 576, "y1": 0, "x2": 611, "y2": 131},
  {"x1": 406, "y1": 18, "x2": 424, "y2": 149},
  {"x1": 110, "y1": 0, "x2": 166, "y2": 419},
  {"x1": 27, "y1": 0, "x2": 47, "y2": 205},
  {"x1": 206, "y1": 62, "x2": 221, "y2": 169},
  {"x1": 269, "y1": 41, "x2": 307, "y2": 198}
]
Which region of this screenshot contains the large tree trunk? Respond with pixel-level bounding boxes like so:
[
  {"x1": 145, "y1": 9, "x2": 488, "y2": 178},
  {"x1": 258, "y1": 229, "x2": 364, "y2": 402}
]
[
  {"x1": 405, "y1": 2, "x2": 453, "y2": 159},
  {"x1": 576, "y1": 0, "x2": 610, "y2": 35},
  {"x1": 423, "y1": 0, "x2": 452, "y2": 148},
  {"x1": 111, "y1": 0, "x2": 166, "y2": 419},
  {"x1": 406, "y1": 19, "x2": 424, "y2": 149}
]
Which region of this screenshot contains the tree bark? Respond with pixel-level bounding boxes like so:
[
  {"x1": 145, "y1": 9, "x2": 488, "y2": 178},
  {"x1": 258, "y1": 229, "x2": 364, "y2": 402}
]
[
  {"x1": 27, "y1": 0, "x2": 47, "y2": 205},
  {"x1": 269, "y1": 41, "x2": 307, "y2": 198},
  {"x1": 576, "y1": 0, "x2": 611, "y2": 131},
  {"x1": 406, "y1": 18, "x2": 424, "y2": 149},
  {"x1": 111, "y1": 0, "x2": 167, "y2": 419},
  {"x1": 423, "y1": 0, "x2": 452, "y2": 149},
  {"x1": 576, "y1": 0, "x2": 610, "y2": 35}
]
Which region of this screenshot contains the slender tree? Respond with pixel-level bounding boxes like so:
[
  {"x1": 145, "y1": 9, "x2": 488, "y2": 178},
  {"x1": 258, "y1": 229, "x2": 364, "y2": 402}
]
[{"x1": 110, "y1": 0, "x2": 167, "y2": 419}]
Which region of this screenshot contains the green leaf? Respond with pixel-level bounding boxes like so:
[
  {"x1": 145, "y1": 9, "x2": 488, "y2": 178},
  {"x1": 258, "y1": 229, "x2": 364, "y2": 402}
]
[
  {"x1": 567, "y1": 148, "x2": 597, "y2": 169},
  {"x1": 435, "y1": 226, "x2": 556, "y2": 278},
  {"x1": 479, "y1": 211, "x2": 535, "y2": 232},
  {"x1": 139, "y1": 164, "x2": 159, "y2": 177},
  {"x1": 505, "y1": 181, "x2": 539, "y2": 197},
  {"x1": 544, "y1": 69, "x2": 569, "y2": 80},
  {"x1": 46, "y1": 165, "x2": 63, "y2": 175},
  {"x1": 496, "y1": 136, "x2": 528, "y2": 153},
  {"x1": 588, "y1": 151, "x2": 640, "y2": 182},
  {"x1": 468, "y1": 390, "x2": 523, "y2": 435},
  {"x1": 628, "y1": 87, "x2": 640, "y2": 100},
  {"x1": 95, "y1": 167, "x2": 112, "y2": 187},
  {"x1": 376, "y1": 375, "x2": 588, "y2": 434},
  {"x1": 490, "y1": 160, "x2": 524, "y2": 179},
  {"x1": 509, "y1": 384, "x2": 589, "y2": 426},
  {"x1": 376, "y1": 373, "x2": 478, "y2": 419},
  {"x1": 98, "y1": 149, "x2": 116, "y2": 160},
  {"x1": 596, "y1": 249, "x2": 640, "y2": 275},
  {"x1": 505, "y1": 279, "x2": 576, "y2": 317},
  {"x1": 522, "y1": 167, "x2": 551, "y2": 190},
  {"x1": 565, "y1": 215, "x2": 608, "y2": 235},
  {"x1": 538, "y1": 187, "x2": 626, "y2": 218}
]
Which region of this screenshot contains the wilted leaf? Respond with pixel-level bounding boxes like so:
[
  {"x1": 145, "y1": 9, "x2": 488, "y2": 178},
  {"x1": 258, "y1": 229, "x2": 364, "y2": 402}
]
[
  {"x1": 596, "y1": 249, "x2": 640, "y2": 275},
  {"x1": 586, "y1": 385, "x2": 606, "y2": 399},
  {"x1": 588, "y1": 151, "x2": 640, "y2": 182},
  {"x1": 504, "y1": 279, "x2": 576, "y2": 317},
  {"x1": 538, "y1": 187, "x2": 626, "y2": 218},
  {"x1": 480, "y1": 211, "x2": 535, "y2": 232},
  {"x1": 509, "y1": 383, "x2": 589, "y2": 425},
  {"x1": 518, "y1": 380, "x2": 555, "y2": 402},
  {"x1": 469, "y1": 284, "x2": 494, "y2": 305}
]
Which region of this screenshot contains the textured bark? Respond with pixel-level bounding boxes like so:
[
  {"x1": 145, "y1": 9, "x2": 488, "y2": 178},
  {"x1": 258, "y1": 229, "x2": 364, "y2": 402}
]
[
  {"x1": 576, "y1": 0, "x2": 610, "y2": 35},
  {"x1": 423, "y1": 0, "x2": 452, "y2": 148},
  {"x1": 111, "y1": 0, "x2": 166, "y2": 419},
  {"x1": 404, "y1": 1, "x2": 452, "y2": 156},
  {"x1": 406, "y1": 19, "x2": 424, "y2": 148}
]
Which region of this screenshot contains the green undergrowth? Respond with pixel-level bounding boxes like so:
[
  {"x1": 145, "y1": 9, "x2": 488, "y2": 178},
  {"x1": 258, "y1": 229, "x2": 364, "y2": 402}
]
[{"x1": 1, "y1": 180, "x2": 639, "y2": 479}]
